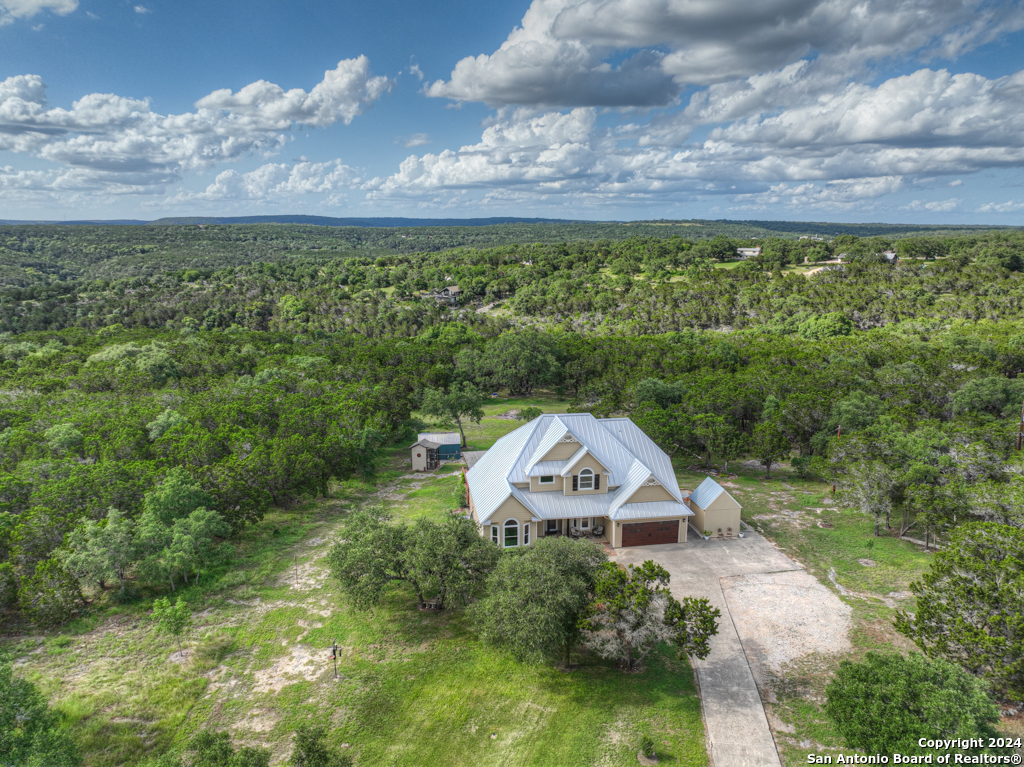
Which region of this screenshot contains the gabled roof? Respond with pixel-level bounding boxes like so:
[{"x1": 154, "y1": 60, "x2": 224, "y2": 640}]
[
  {"x1": 609, "y1": 459, "x2": 657, "y2": 515},
  {"x1": 465, "y1": 418, "x2": 544, "y2": 524},
  {"x1": 523, "y1": 419, "x2": 579, "y2": 472},
  {"x1": 467, "y1": 413, "x2": 686, "y2": 524},
  {"x1": 418, "y1": 432, "x2": 460, "y2": 445},
  {"x1": 409, "y1": 439, "x2": 442, "y2": 450},
  {"x1": 688, "y1": 476, "x2": 738, "y2": 509},
  {"x1": 598, "y1": 418, "x2": 682, "y2": 501},
  {"x1": 558, "y1": 446, "x2": 610, "y2": 477}
]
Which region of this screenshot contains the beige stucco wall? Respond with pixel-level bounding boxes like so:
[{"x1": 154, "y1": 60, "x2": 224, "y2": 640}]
[
  {"x1": 490, "y1": 495, "x2": 535, "y2": 548},
  {"x1": 624, "y1": 484, "x2": 675, "y2": 504},
  {"x1": 530, "y1": 475, "x2": 564, "y2": 492},
  {"x1": 564, "y1": 454, "x2": 609, "y2": 495},
  {"x1": 691, "y1": 492, "x2": 741, "y2": 537},
  {"x1": 539, "y1": 440, "x2": 580, "y2": 462}
]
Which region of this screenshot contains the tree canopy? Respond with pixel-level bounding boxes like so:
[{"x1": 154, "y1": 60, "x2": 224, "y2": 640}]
[
  {"x1": 895, "y1": 522, "x2": 1024, "y2": 700},
  {"x1": 825, "y1": 651, "x2": 999, "y2": 756},
  {"x1": 472, "y1": 536, "x2": 606, "y2": 666}
]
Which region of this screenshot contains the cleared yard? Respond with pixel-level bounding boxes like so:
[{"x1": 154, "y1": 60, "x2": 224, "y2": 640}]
[{"x1": 3, "y1": 397, "x2": 707, "y2": 767}]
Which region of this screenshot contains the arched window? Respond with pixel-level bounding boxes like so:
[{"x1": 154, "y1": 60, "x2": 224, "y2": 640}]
[
  {"x1": 503, "y1": 519, "x2": 519, "y2": 548},
  {"x1": 578, "y1": 468, "x2": 594, "y2": 490}
]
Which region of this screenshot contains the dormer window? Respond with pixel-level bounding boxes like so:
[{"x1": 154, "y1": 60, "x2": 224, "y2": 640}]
[
  {"x1": 578, "y1": 468, "x2": 594, "y2": 490},
  {"x1": 539, "y1": 475, "x2": 554, "y2": 485}
]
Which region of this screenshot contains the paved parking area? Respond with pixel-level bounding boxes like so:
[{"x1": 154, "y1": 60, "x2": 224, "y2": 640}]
[{"x1": 616, "y1": 531, "x2": 828, "y2": 767}]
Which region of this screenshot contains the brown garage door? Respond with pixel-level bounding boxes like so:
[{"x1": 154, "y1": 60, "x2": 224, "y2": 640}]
[{"x1": 621, "y1": 520, "x2": 679, "y2": 546}]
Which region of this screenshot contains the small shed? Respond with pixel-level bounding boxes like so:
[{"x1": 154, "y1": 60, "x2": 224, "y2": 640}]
[
  {"x1": 410, "y1": 432, "x2": 461, "y2": 471},
  {"x1": 686, "y1": 476, "x2": 742, "y2": 538}
]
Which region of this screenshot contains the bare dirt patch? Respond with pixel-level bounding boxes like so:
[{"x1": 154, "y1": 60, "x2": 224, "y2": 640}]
[
  {"x1": 234, "y1": 708, "x2": 279, "y2": 733},
  {"x1": 251, "y1": 644, "x2": 326, "y2": 694},
  {"x1": 721, "y1": 569, "x2": 852, "y2": 692}
]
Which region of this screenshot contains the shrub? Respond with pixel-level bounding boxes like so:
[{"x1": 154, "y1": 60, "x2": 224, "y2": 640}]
[
  {"x1": 638, "y1": 734, "x2": 656, "y2": 758},
  {"x1": 18, "y1": 559, "x2": 81, "y2": 627},
  {"x1": 825, "y1": 651, "x2": 998, "y2": 756}
]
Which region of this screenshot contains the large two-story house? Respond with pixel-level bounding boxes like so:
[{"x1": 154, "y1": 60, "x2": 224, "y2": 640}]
[{"x1": 465, "y1": 413, "x2": 695, "y2": 548}]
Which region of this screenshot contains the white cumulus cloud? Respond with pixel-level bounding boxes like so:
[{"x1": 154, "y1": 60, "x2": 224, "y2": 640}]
[
  {"x1": 426, "y1": 0, "x2": 1024, "y2": 108},
  {"x1": 0, "y1": 0, "x2": 76, "y2": 25},
  {"x1": 0, "y1": 58, "x2": 391, "y2": 194},
  {"x1": 369, "y1": 62, "x2": 1024, "y2": 213},
  {"x1": 171, "y1": 159, "x2": 359, "y2": 202}
]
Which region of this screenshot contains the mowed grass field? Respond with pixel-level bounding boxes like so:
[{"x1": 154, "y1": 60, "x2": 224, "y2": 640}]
[{"x1": 2, "y1": 394, "x2": 707, "y2": 767}]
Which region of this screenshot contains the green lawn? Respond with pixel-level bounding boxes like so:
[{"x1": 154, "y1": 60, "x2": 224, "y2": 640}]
[{"x1": 5, "y1": 395, "x2": 707, "y2": 767}]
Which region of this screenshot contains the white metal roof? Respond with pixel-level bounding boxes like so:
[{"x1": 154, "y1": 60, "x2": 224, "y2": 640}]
[
  {"x1": 467, "y1": 413, "x2": 687, "y2": 524},
  {"x1": 613, "y1": 501, "x2": 694, "y2": 521},
  {"x1": 597, "y1": 418, "x2": 683, "y2": 501},
  {"x1": 418, "y1": 432, "x2": 461, "y2": 445},
  {"x1": 688, "y1": 476, "x2": 735, "y2": 510},
  {"x1": 558, "y1": 446, "x2": 610, "y2": 477},
  {"x1": 523, "y1": 419, "x2": 577, "y2": 473},
  {"x1": 526, "y1": 461, "x2": 567, "y2": 477},
  {"x1": 609, "y1": 459, "x2": 655, "y2": 515},
  {"x1": 465, "y1": 419, "x2": 543, "y2": 524}
]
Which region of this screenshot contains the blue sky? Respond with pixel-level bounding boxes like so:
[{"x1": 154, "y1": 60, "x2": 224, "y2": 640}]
[{"x1": 2, "y1": 0, "x2": 1024, "y2": 223}]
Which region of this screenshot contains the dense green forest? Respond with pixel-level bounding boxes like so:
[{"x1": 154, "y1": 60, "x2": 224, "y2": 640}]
[
  {"x1": 0, "y1": 227, "x2": 1020, "y2": 633},
  {"x1": 2, "y1": 306, "x2": 1024, "y2": 623},
  {"x1": 2, "y1": 221, "x2": 1024, "y2": 765}
]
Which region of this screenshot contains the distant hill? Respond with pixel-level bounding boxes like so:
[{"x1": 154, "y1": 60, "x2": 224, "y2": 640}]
[
  {"x1": 145, "y1": 215, "x2": 579, "y2": 227},
  {"x1": 1, "y1": 214, "x2": 1015, "y2": 237},
  {"x1": 0, "y1": 219, "x2": 148, "y2": 225}
]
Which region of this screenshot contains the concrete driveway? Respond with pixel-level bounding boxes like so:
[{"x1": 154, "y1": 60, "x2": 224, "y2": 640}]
[{"x1": 616, "y1": 530, "x2": 839, "y2": 767}]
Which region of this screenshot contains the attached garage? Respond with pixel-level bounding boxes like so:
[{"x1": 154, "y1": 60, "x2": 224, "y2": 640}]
[{"x1": 621, "y1": 520, "x2": 680, "y2": 546}]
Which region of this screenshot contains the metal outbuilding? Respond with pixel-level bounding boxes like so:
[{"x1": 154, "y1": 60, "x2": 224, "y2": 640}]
[{"x1": 410, "y1": 432, "x2": 461, "y2": 471}]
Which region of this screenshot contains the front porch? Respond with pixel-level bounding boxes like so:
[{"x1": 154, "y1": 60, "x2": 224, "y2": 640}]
[{"x1": 537, "y1": 516, "x2": 609, "y2": 545}]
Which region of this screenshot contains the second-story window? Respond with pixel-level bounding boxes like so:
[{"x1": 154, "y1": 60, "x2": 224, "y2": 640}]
[
  {"x1": 539, "y1": 475, "x2": 554, "y2": 485},
  {"x1": 578, "y1": 468, "x2": 594, "y2": 490}
]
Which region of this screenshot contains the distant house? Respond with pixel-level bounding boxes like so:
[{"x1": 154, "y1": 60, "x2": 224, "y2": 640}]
[
  {"x1": 410, "y1": 432, "x2": 461, "y2": 471},
  {"x1": 881, "y1": 250, "x2": 899, "y2": 264},
  {"x1": 434, "y1": 286, "x2": 463, "y2": 304},
  {"x1": 736, "y1": 247, "x2": 762, "y2": 258}
]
